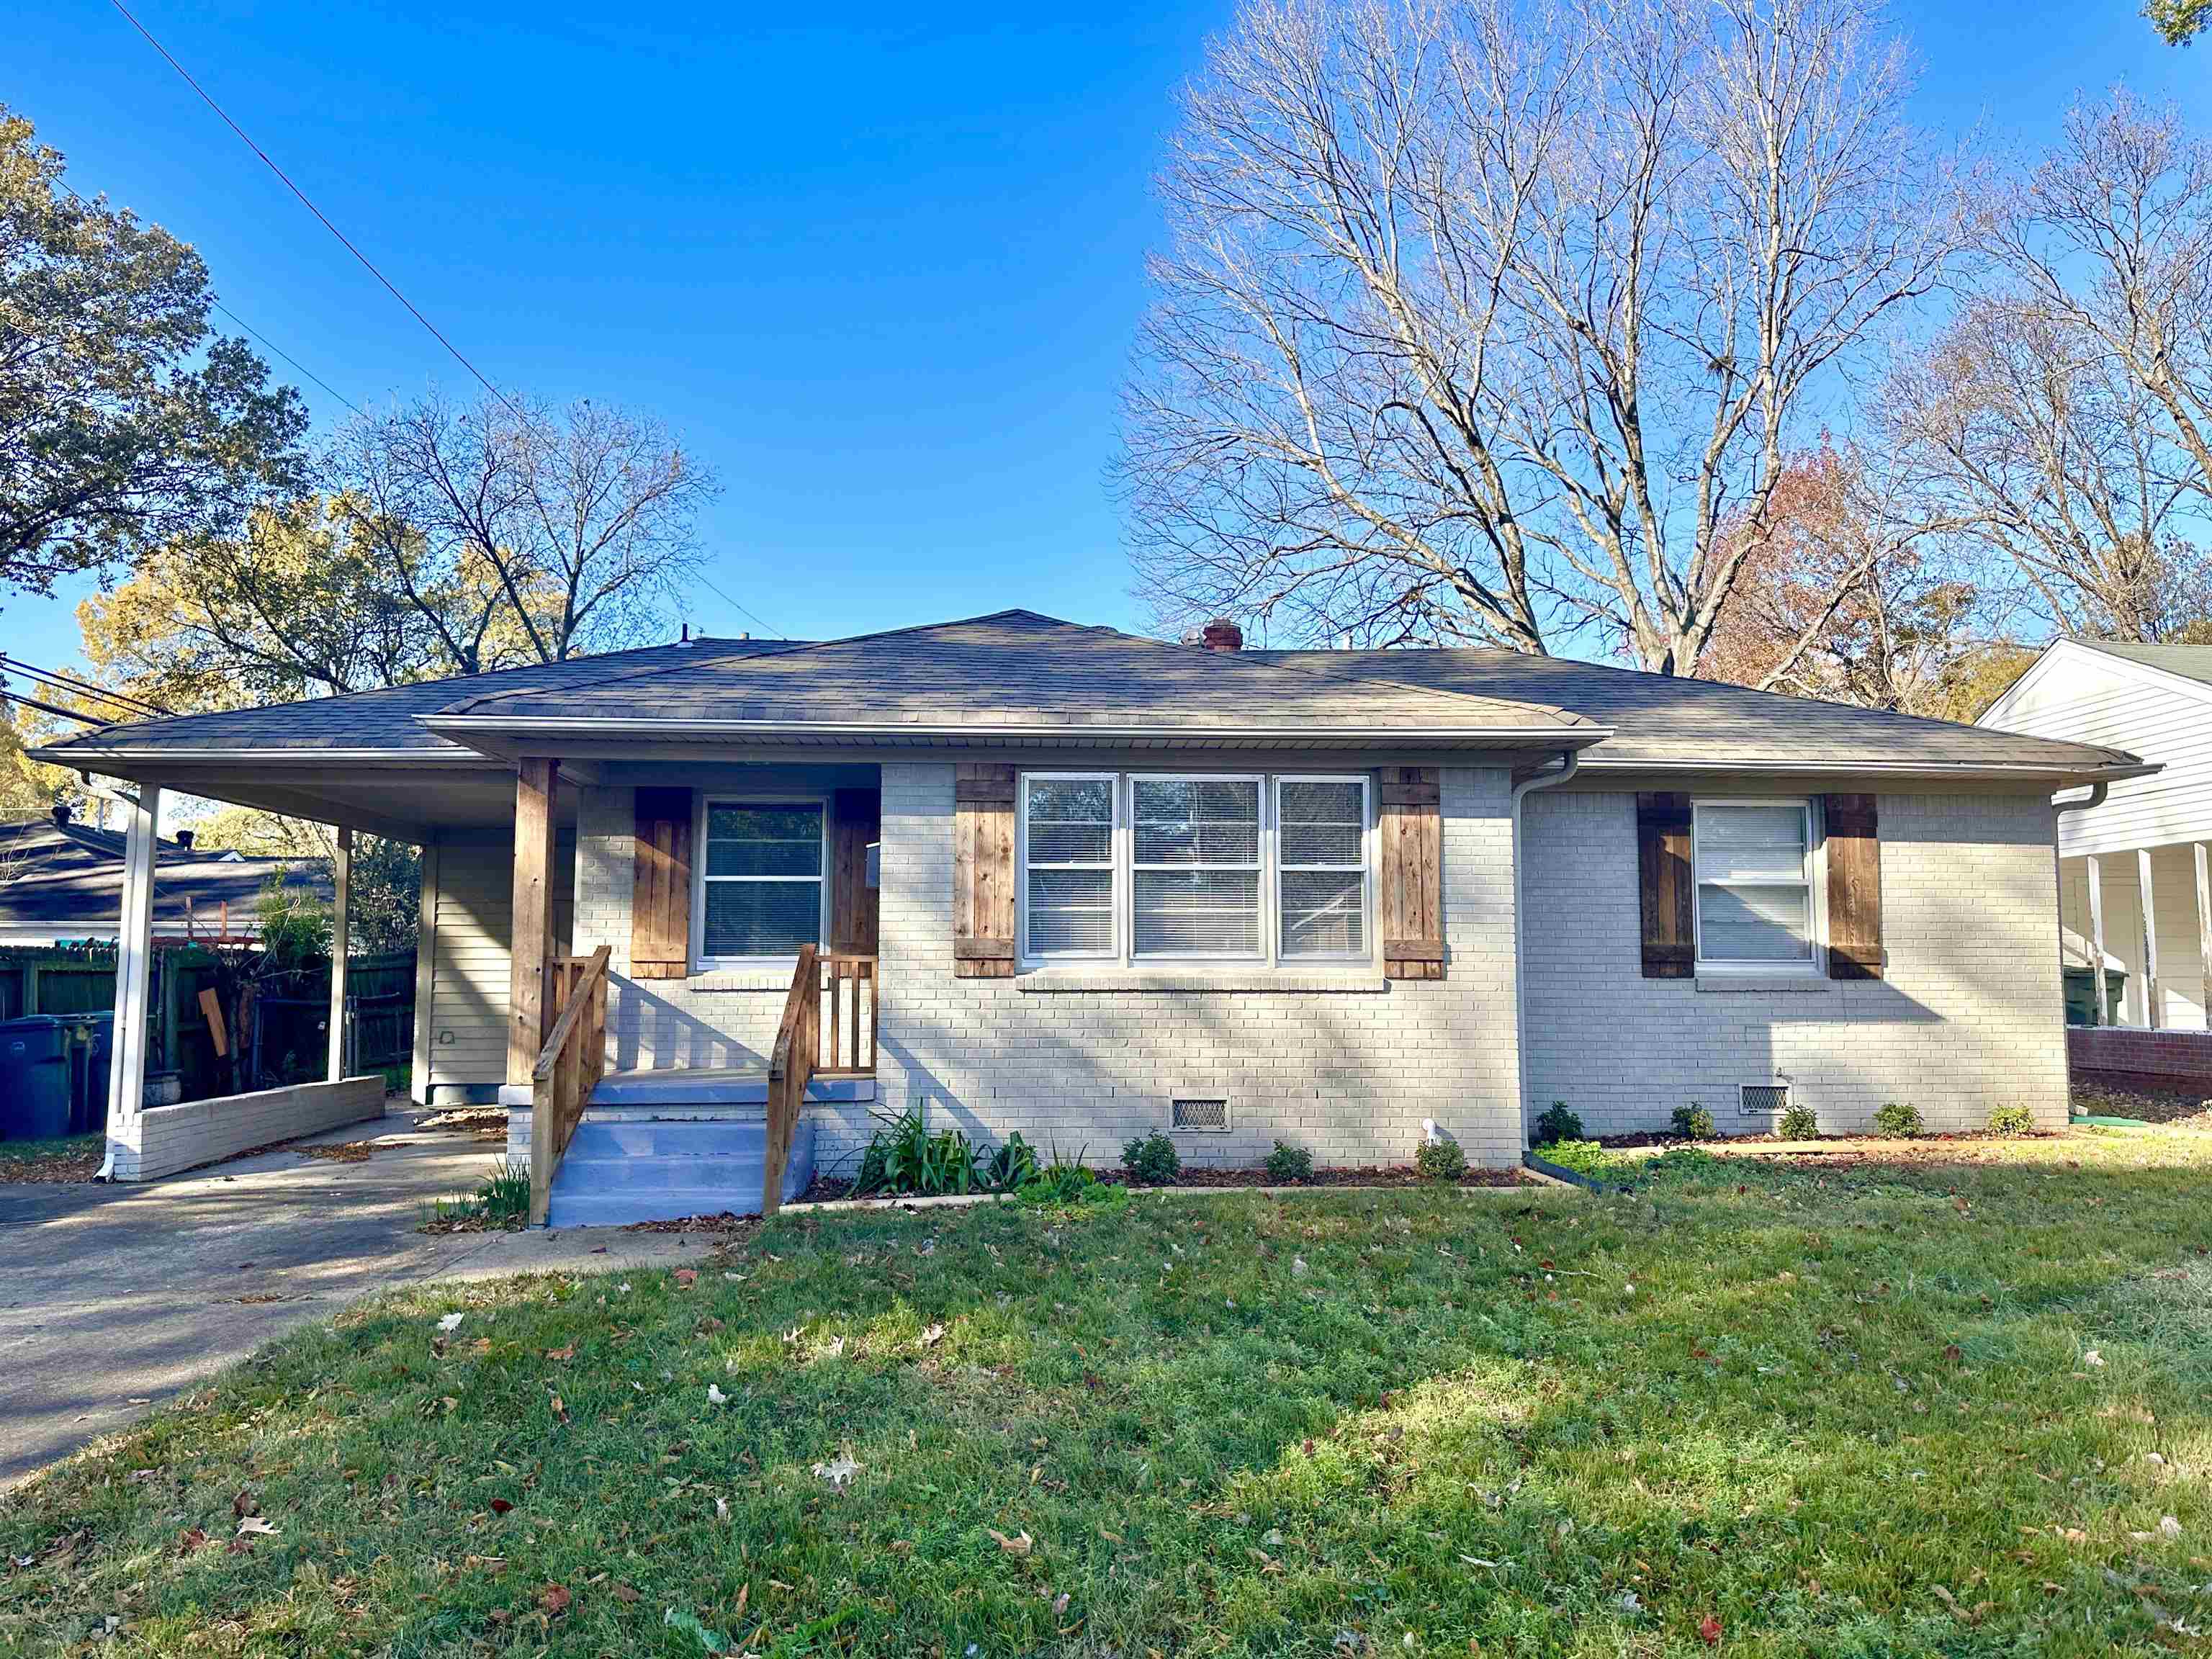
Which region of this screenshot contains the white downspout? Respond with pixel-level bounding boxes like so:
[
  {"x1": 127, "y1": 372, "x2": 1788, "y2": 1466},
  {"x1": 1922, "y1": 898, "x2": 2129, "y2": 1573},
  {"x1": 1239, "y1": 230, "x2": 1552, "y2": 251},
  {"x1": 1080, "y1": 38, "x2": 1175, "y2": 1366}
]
[{"x1": 1511, "y1": 750, "x2": 1580, "y2": 1150}]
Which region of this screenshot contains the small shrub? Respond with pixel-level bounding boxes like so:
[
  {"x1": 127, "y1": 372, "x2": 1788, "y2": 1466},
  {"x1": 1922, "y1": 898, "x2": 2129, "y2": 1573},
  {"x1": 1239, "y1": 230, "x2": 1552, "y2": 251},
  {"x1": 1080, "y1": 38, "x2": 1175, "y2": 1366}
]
[
  {"x1": 1414, "y1": 1132, "x2": 1466, "y2": 1182},
  {"x1": 855, "y1": 1110, "x2": 982, "y2": 1196},
  {"x1": 1777, "y1": 1102, "x2": 1818, "y2": 1141},
  {"x1": 1264, "y1": 1141, "x2": 1314, "y2": 1183},
  {"x1": 1532, "y1": 1102, "x2": 1583, "y2": 1146},
  {"x1": 1987, "y1": 1103, "x2": 2035, "y2": 1138},
  {"x1": 983, "y1": 1131, "x2": 1038, "y2": 1191},
  {"x1": 1671, "y1": 1104, "x2": 1714, "y2": 1140},
  {"x1": 1871, "y1": 1100, "x2": 1924, "y2": 1139},
  {"x1": 1017, "y1": 1146, "x2": 1125, "y2": 1208},
  {"x1": 1121, "y1": 1132, "x2": 1182, "y2": 1186},
  {"x1": 421, "y1": 1159, "x2": 531, "y2": 1232}
]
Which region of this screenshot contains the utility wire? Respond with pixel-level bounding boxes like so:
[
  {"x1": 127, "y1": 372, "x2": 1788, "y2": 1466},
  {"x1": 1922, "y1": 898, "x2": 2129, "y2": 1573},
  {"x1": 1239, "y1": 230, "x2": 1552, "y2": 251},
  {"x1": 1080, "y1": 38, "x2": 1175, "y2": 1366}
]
[
  {"x1": 107, "y1": 0, "x2": 523, "y2": 421},
  {"x1": 210, "y1": 299, "x2": 362, "y2": 416},
  {"x1": 0, "y1": 686, "x2": 110, "y2": 729},
  {"x1": 0, "y1": 656, "x2": 170, "y2": 720},
  {"x1": 691, "y1": 570, "x2": 785, "y2": 639}
]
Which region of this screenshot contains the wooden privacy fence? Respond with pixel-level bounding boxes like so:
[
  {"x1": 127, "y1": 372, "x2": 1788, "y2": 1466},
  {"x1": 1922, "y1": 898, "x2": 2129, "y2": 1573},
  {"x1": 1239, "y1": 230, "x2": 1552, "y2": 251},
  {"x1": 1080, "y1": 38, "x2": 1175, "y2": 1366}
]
[{"x1": 527, "y1": 945, "x2": 611, "y2": 1226}]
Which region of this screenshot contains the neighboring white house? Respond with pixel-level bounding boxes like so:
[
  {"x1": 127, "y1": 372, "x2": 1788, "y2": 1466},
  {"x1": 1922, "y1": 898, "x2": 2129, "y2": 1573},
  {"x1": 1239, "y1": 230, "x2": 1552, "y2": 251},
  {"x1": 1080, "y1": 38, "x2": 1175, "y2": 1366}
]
[
  {"x1": 1978, "y1": 638, "x2": 2212, "y2": 1084},
  {"x1": 35, "y1": 611, "x2": 2147, "y2": 1215}
]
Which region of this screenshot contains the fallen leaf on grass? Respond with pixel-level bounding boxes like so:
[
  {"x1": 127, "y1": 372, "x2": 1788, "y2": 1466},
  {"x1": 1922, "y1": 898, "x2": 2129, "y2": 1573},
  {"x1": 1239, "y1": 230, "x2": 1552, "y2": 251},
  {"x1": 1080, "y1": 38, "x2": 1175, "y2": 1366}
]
[
  {"x1": 664, "y1": 1604, "x2": 729, "y2": 1652},
  {"x1": 544, "y1": 1346, "x2": 575, "y2": 1362},
  {"x1": 1698, "y1": 1614, "x2": 1722, "y2": 1646},
  {"x1": 989, "y1": 1528, "x2": 1034, "y2": 1557},
  {"x1": 707, "y1": 1384, "x2": 731, "y2": 1406},
  {"x1": 538, "y1": 1583, "x2": 572, "y2": 1617},
  {"x1": 489, "y1": 1498, "x2": 513, "y2": 1515},
  {"x1": 920, "y1": 1323, "x2": 945, "y2": 1347},
  {"x1": 674, "y1": 1269, "x2": 698, "y2": 1287},
  {"x1": 174, "y1": 1527, "x2": 210, "y2": 1557},
  {"x1": 611, "y1": 1581, "x2": 640, "y2": 1603},
  {"x1": 437, "y1": 1313, "x2": 466, "y2": 1333},
  {"x1": 812, "y1": 1452, "x2": 861, "y2": 1488},
  {"x1": 235, "y1": 1516, "x2": 279, "y2": 1538}
]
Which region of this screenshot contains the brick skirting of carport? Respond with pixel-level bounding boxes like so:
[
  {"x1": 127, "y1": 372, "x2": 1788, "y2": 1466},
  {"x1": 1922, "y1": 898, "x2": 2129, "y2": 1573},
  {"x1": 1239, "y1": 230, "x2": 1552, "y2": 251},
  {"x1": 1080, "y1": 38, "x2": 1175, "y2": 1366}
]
[{"x1": 2069, "y1": 1026, "x2": 2212, "y2": 1095}]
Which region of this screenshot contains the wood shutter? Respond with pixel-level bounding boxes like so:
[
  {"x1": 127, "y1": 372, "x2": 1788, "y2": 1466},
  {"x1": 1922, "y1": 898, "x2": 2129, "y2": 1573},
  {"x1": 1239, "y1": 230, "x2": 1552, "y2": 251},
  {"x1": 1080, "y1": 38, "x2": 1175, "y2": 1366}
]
[
  {"x1": 1379, "y1": 766, "x2": 1444, "y2": 981},
  {"x1": 1822, "y1": 793, "x2": 1883, "y2": 979},
  {"x1": 631, "y1": 787, "x2": 693, "y2": 980},
  {"x1": 1636, "y1": 791, "x2": 1694, "y2": 979},
  {"x1": 953, "y1": 764, "x2": 1016, "y2": 977}
]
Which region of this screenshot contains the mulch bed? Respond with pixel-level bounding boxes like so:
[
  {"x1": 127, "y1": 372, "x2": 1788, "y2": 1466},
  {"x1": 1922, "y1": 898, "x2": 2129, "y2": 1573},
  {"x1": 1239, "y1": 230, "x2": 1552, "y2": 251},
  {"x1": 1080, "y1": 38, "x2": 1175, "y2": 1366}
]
[
  {"x1": 2069, "y1": 1078, "x2": 2212, "y2": 1127},
  {"x1": 296, "y1": 1141, "x2": 376, "y2": 1164},
  {"x1": 0, "y1": 1144, "x2": 102, "y2": 1183},
  {"x1": 417, "y1": 1107, "x2": 511, "y2": 1143}
]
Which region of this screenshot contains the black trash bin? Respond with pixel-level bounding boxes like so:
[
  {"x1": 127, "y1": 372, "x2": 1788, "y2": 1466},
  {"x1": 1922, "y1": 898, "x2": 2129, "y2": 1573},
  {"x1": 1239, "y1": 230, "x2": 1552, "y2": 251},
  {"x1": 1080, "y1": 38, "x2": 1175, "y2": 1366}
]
[{"x1": 0, "y1": 1016, "x2": 76, "y2": 1141}]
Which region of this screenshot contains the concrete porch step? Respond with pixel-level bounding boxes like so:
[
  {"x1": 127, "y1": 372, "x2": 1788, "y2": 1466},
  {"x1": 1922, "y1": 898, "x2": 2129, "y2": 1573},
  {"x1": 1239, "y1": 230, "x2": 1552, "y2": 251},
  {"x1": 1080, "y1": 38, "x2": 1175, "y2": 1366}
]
[{"x1": 544, "y1": 1118, "x2": 816, "y2": 1228}]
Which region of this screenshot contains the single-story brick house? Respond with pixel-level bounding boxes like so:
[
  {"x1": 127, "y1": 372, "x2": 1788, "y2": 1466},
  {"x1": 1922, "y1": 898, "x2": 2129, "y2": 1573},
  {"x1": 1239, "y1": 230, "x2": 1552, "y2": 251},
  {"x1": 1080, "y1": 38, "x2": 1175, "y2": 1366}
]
[{"x1": 34, "y1": 611, "x2": 2148, "y2": 1219}]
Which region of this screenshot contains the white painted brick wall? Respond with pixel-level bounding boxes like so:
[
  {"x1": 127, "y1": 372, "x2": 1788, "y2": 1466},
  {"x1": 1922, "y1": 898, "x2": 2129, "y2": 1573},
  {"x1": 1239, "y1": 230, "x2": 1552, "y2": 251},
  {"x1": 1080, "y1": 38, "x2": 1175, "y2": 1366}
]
[
  {"x1": 865, "y1": 762, "x2": 1524, "y2": 1172},
  {"x1": 108, "y1": 1077, "x2": 385, "y2": 1181},
  {"x1": 1521, "y1": 788, "x2": 2069, "y2": 1136}
]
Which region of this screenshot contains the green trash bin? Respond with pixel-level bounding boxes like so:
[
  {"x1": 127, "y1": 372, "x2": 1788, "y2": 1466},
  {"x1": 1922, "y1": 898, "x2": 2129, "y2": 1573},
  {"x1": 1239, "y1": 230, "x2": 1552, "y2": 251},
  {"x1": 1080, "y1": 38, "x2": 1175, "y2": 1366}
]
[{"x1": 0, "y1": 1016, "x2": 77, "y2": 1141}]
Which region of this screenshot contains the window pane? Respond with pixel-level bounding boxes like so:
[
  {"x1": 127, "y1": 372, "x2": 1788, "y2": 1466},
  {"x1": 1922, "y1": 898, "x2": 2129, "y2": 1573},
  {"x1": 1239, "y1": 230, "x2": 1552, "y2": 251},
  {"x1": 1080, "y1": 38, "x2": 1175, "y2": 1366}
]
[
  {"x1": 1696, "y1": 805, "x2": 1805, "y2": 884},
  {"x1": 1280, "y1": 781, "x2": 1364, "y2": 866},
  {"x1": 703, "y1": 878, "x2": 820, "y2": 957},
  {"x1": 1027, "y1": 778, "x2": 1112, "y2": 864},
  {"x1": 1282, "y1": 870, "x2": 1366, "y2": 956},
  {"x1": 1027, "y1": 868, "x2": 1115, "y2": 955},
  {"x1": 1134, "y1": 869, "x2": 1261, "y2": 956},
  {"x1": 705, "y1": 805, "x2": 823, "y2": 877},
  {"x1": 1133, "y1": 778, "x2": 1259, "y2": 866},
  {"x1": 1697, "y1": 884, "x2": 1810, "y2": 961}
]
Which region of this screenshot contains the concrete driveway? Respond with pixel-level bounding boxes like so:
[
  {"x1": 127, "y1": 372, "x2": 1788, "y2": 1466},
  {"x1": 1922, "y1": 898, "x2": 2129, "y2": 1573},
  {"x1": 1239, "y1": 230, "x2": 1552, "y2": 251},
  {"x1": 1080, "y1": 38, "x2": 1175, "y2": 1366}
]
[{"x1": 0, "y1": 1109, "x2": 760, "y2": 1489}]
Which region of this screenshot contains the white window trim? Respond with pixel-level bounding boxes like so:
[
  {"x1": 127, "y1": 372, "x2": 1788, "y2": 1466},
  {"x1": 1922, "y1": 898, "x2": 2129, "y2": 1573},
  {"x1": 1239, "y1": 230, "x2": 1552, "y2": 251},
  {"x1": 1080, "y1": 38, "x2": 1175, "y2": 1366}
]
[
  {"x1": 1690, "y1": 797, "x2": 1822, "y2": 974},
  {"x1": 691, "y1": 794, "x2": 831, "y2": 972},
  {"x1": 1017, "y1": 771, "x2": 1121, "y2": 963},
  {"x1": 1015, "y1": 769, "x2": 1377, "y2": 973},
  {"x1": 1274, "y1": 773, "x2": 1374, "y2": 963},
  {"x1": 1128, "y1": 772, "x2": 1268, "y2": 963}
]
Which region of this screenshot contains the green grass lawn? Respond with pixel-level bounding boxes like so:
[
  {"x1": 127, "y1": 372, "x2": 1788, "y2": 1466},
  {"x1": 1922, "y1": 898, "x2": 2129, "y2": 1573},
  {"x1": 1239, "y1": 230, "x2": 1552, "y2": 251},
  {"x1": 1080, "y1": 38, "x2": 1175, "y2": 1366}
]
[
  {"x1": 6, "y1": 1128, "x2": 2212, "y2": 1655},
  {"x1": 0, "y1": 1133, "x2": 101, "y2": 1182}
]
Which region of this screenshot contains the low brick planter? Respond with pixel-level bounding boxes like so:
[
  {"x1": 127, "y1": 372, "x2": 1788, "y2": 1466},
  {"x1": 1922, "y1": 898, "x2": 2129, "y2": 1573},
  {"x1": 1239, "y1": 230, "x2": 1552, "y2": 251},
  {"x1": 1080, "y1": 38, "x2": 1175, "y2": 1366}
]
[{"x1": 2068, "y1": 1026, "x2": 2212, "y2": 1094}]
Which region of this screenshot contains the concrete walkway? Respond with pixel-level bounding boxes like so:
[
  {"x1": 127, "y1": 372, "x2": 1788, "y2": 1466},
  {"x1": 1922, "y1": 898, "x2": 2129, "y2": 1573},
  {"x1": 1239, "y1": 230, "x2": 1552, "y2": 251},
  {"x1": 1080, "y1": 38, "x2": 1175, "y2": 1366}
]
[{"x1": 0, "y1": 1109, "x2": 724, "y2": 1490}]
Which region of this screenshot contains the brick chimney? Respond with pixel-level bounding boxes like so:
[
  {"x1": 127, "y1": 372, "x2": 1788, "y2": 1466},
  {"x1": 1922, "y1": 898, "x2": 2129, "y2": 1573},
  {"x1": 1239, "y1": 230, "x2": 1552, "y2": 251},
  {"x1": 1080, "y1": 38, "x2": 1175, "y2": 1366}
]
[{"x1": 1200, "y1": 617, "x2": 1244, "y2": 652}]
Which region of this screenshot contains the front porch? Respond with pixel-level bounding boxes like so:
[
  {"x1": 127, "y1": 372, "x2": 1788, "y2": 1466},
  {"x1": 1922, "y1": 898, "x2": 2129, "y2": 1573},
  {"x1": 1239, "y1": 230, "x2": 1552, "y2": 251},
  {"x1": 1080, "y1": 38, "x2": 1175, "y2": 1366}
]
[{"x1": 2062, "y1": 839, "x2": 2212, "y2": 1093}]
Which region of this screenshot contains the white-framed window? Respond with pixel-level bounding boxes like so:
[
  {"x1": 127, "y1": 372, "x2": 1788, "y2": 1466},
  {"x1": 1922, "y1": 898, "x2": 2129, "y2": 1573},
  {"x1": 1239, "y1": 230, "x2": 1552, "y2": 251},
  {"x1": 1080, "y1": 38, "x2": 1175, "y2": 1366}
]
[
  {"x1": 1131, "y1": 774, "x2": 1264, "y2": 958},
  {"x1": 1016, "y1": 770, "x2": 1373, "y2": 969},
  {"x1": 1020, "y1": 773, "x2": 1119, "y2": 960},
  {"x1": 694, "y1": 799, "x2": 828, "y2": 966},
  {"x1": 1691, "y1": 799, "x2": 1816, "y2": 969},
  {"x1": 1276, "y1": 775, "x2": 1370, "y2": 959}
]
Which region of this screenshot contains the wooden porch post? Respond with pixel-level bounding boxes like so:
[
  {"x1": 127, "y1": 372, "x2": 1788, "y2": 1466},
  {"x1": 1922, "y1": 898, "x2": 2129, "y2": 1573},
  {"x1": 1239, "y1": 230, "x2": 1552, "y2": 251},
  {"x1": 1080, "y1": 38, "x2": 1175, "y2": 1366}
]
[
  {"x1": 2086, "y1": 854, "x2": 2110, "y2": 1028},
  {"x1": 2138, "y1": 848, "x2": 2162, "y2": 1030},
  {"x1": 328, "y1": 827, "x2": 353, "y2": 1081},
  {"x1": 508, "y1": 760, "x2": 559, "y2": 1085},
  {"x1": 104, "y1": 785, "x2": 160, "y2": 1177}
]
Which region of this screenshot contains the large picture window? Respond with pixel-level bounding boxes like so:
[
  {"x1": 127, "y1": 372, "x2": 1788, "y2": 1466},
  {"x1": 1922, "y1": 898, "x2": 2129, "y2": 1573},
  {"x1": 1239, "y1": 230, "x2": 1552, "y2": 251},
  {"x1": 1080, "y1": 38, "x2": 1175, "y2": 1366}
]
[
  {"x1": 1017, "y1": 771, "x2": 1372, "y2": 968},
  {"x1": 1692, "y1": 801, "x2": 1814, "y2": 966},
  {"x1": 697, "y1": 801, "x2": 825, "y2": 963}
]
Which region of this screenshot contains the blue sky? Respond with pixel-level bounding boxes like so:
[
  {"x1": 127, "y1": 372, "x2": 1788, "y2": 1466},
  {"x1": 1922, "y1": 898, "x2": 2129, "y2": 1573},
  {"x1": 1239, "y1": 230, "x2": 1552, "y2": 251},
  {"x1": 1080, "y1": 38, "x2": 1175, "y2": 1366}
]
[{"x1": 5, "y1": 0, "x2": 2205, "y2": 679}]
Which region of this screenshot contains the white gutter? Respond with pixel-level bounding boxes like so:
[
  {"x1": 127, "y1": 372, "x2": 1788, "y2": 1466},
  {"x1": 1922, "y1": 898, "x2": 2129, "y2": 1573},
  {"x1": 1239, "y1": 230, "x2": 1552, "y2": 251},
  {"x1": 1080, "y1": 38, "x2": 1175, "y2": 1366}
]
[
  {"x1": 1571, "y1": 754, "x2": 2154, "y2": 784},
  {"x1": 1510, "y1": 750, "x2": 1581, "y2": 1152},
  {"x1": 420, "y1": 715, "x2": 1609, "y2": 745}
]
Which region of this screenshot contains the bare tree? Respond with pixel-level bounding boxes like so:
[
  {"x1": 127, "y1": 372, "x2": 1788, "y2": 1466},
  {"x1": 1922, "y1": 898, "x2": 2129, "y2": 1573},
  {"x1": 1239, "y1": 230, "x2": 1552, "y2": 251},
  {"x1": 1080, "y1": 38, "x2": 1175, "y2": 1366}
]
[
  {"x1": 339, "y1": 390, "x2": 715, "y2": 667},
  {"x1": 1886, "y1": 91, "x2": 2212, "y2": 642},
  {"x1": 1118, "y1": 0, "x2": 1963, "y2": 671}
]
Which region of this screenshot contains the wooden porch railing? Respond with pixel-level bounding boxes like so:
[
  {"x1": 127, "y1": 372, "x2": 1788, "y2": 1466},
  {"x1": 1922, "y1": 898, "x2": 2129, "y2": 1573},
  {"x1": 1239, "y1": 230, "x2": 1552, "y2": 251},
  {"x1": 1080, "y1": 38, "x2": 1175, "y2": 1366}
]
[
  {"x1": 528, "y1": 944, "x2": 611, "y2": 1226},
  {"x1": 761, "y1": 949, "x2": 878, "y2": 1216}
]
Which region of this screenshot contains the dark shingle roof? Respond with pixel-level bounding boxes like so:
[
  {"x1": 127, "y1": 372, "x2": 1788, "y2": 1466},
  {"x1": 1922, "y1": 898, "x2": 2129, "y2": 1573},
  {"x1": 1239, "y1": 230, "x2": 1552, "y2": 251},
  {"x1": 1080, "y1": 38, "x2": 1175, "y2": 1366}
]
[
  {"x1": 30, "y1": 610, "x2": 2141, "y2": 779},
  {"x1": 1245, "y1": 649, "x2": 2141, "y2": 773},
  {"x1": 428, "y1": 612, "x2": 1592, "y2": 739},
  {"x1": 0, "y1": 819, "x2": 327, "y2": 932}
]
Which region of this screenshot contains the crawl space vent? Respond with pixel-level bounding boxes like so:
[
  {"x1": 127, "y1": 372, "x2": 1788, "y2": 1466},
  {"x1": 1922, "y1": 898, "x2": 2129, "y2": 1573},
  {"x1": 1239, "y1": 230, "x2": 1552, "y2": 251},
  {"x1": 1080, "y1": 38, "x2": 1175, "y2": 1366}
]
[
  {"x1": 1172, "y1": 1098, "x2": 1229, "y2": 1133},
  {"x1": 1740, "y1": 1083, "x2": 1789, "y2": 1118}
]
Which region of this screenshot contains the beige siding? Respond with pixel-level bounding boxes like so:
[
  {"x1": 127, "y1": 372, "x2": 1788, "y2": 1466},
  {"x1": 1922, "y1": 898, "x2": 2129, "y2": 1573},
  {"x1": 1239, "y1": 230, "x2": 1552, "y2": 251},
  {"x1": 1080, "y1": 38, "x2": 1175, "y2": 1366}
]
[
  {"x1": 1986, "y1": 646, "x2": 2212, "y2": 858},
  {"x1": 421, "y1": 834, "x2": 573, "y2": 1100},
  {"x1": 2059, "y1": 848, "x2": 2211, "y2": 1030}
]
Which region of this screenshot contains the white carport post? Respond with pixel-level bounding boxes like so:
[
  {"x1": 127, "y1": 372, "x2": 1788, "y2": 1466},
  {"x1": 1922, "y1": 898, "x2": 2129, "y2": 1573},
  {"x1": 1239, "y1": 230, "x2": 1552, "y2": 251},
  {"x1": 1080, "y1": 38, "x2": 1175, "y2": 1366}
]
[
  {"x1": 2138, "y1": 848, "x2": 2162, "y2": 1029},
  {"x1": 101, "y1": 784, "x2": 160, "y2": 1180},
  {"x1": 2086, "y1": 854, "x2": 2111, "y2": 1028},
  {"x1": 2196, "y1": 842, "x2": 2212, "y2": 1034},
  {"x1": 327, "y1": 827, "x2": 353, "y2": 1080}
]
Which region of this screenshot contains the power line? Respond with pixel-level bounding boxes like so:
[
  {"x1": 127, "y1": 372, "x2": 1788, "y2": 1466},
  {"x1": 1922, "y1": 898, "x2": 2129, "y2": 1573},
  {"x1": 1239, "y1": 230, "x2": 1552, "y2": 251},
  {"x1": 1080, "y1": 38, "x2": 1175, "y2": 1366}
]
[
  {"x1": 0, "y1": 656, "x2": 171, "y2": 721},
  {"x1": 691, "y1": 571, "x2": 785, "y2": 639},
  {"x1": 107, "y1": 0, "x2": 523, "y2": 422},
  {"x1": 209, "y1": 299, "x2": 361, "y2": 416}
]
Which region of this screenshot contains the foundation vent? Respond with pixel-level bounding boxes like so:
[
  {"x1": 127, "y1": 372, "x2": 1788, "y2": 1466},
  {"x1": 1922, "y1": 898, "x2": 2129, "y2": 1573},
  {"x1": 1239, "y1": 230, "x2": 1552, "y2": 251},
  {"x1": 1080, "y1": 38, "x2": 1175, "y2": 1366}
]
[
  {"x1": 1171, "y1": 1098, "x2": 1229, "y2": 1133},
  {"x1": 1740, "y1": 1083, "x2": 1789, "y2": 1118}
]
